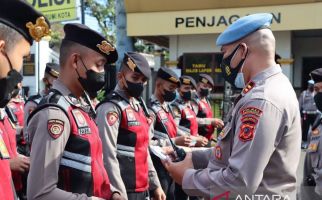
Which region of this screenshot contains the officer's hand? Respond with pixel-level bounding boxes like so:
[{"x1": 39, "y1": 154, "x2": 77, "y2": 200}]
[
  {"x1": 9, "y1": 156, "x2": 30, "y2": 172},
  {"x1": 163, "y1": 152, "x2": 193, "y2": 185},
  {"x1": 175, "y1": 135, "x2": 192, "y2": 146},
  {"x1": 195, "y1": 136, "x2": 208, "y2": 147},
  {"x1": 162, "y1": 146, "x2": 174, "y2": 155},
  {"x1": 212, "y1": 118, "x2": 224, "y2": 128},
  {"x1": 111, "y1": 192, "x2": 125, "y2": 200},
  {"x1": 152, "y1": 187, "x2": 166, "y2": 200}
]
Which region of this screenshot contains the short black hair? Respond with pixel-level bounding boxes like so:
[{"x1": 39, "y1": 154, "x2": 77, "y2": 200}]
[
  {"x1": 59, "y1": 39, "x2": 85, "y2": 66},
  {"x1": 0, "y1": 22, "x2": 23, "y2": 52}
]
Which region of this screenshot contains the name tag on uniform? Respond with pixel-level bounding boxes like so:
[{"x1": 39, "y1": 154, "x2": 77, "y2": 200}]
[
  {"x1": 158, "y1": 110, "x2": 168, "y2": 122},
  {"x1": 0, "y1": 132, "x2": 10, "y2": 159},
  {"x1": 184, "y1": 109, "x2": 193, "y2": 119},
  {"x1": 71, "y1": 109, "x2": 91, "y2": 135},
  {"x1": 125, "y1": 108, "x2": 140, "y2": 126}
]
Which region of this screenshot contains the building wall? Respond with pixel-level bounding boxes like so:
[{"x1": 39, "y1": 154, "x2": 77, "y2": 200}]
[
  {"x1": 23, "y1": 41, "x2": 59, "y2": 96},
  {"x1": 169, "y1": 31, "x2": 292, "y2": 79}
]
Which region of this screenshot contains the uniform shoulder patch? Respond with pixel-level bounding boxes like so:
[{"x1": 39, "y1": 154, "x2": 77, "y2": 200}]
[
  {"x1": 106, "y1": 111, "x2": 118, "y2": 126},
  {"x1": 239, "y1": 123, "x2": 256, "y2": 142},
  {"x1": 240, "y1": 107, "x2": 262, "y2": 117},
  {"x1": 214, "y1": 145, "x2": 222, "y2": 160},
  {"x1": 238, "y1": 106, "x2": 262, "y2": 142},
  {"x1": 47, "y1": 119, "x2": 64, "y2": 139}
]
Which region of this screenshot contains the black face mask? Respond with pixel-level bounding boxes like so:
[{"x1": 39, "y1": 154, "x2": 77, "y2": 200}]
[
  {"x1": 125, "y1": 79, "x2": 144, "y2": 98},
  {"x1": 76, "y1": 57, "x2": 105, "y2": 96},
  {"x1": 314, "y1": 92, "x2": 322, "y2": 111},
  {"x1": 220, "y1": 44, "x2": 247, "y2": 87},
  {"x1": 181, "y1": 91, "x2": 192, "y2": 101},
  {"x1": 162, "y1": 88, "x2": 176, "y2": 102},
  {"x1": 200, "y1": 88, "x2": 210, "y2": 97},
  {"x1": 0, "y1": 51, "x2": 23, "y2": 108}
]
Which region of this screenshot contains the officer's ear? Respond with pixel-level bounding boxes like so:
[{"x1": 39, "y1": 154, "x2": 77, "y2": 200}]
[
  {"x1": 0, "y1": 40, "x2": 5, "y2": 52},
  {"x1": 116, "y1": 71, "x2": 123, "y2": 81},
  {"x1": 239, "y1": 43, "x2": 248, "y2": 59},
  {"x1": 70, "y1": 53, "x2": 79, "y2": 70}
]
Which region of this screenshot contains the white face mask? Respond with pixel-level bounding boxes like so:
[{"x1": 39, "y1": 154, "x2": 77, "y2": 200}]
[{"x1": 234, "y1": 72, "x2": 245, "y2": 89}]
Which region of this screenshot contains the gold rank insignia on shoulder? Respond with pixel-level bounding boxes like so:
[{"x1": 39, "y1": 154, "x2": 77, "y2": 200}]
[
  {"x1": 169, "y1": 76, "x2": 179, "y2": 83},
  {"x1": 96, "y1": 40, "x2": 115, "y2": 55},
  {"x1": 242, "y1": 81, "x2": 255, "y2": 94},
  {"x1": 26, "y1": 16, "x2": 51, "y2": 42},
  {"x1": 127, "y1": 58, "x2": 136, "y2": 71},
  {"x1": 182, "y1": 78, "x2": 191, "y2": 84},
  {"x1": 201, "y1": 78, "x2": 208, "y2": 84},
  {"x1": 225, "y1": 65, "x2": 231, "y2": 76}
]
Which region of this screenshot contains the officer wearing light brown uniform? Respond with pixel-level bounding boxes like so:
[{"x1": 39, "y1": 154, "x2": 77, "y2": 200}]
[
  {"x1": 302, "y1": 68, "x2": 322, "y2": 200},
  {"x1": 192, "y1": 74, "x2": 224, "y2": 141},
  {"x1": 164, "y1": 13, "x2": 301, "y2": 199},
  {"x1": 27, "y1": 23, "x2": 122, "y2": 200},
  {"x1": 95, "y1": 52, "x2": 165, "y2": 200},
  {"x1": 0, "y1": 1, "x2": 50, "y2": 199}
]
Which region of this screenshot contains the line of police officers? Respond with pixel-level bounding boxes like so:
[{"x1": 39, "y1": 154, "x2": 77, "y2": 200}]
[{"x1": 1, "y1": 1, "x2": 322, "y2": 200}]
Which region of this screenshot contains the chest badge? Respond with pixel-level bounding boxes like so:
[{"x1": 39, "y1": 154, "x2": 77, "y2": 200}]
[{"x1": 71, "y1": 109, "x2": 91, "y2": 135}]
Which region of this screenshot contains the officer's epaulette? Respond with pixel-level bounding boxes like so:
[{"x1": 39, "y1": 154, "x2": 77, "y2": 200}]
[
  {"x1": 96, "y1": 92, "x2": 121, "y2": 110},
  {"x1": 242, "y1": 81, "x2": 255, "y2": 94}
]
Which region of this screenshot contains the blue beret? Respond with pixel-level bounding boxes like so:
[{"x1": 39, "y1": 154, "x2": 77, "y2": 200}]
[
  {"x1": 216, "y1": 13, "x2": 273, "y2": 46},
  {"x1": 308, "y1": 80, "x2": 315, "y2": 85}
]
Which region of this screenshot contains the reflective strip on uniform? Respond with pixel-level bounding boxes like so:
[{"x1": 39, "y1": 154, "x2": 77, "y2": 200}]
[
  {"x1": 117, "y1": 144, "x2": 135, "y2": 152},
  {"x1": 60, "y1": 158, "x2": 91, "y2": 173},
  {"x1": 179, "y1": 126, "x2": 191, "y2": 134},
  {"x1": 63, "y1": 151, "x2": 91, "y2": 164},
  {"x1": 153, "y1": 130, "x2": 168, "y2": 139},
  {"x1": 117, "y1": 149, "x2": 135, "y2": 157}
]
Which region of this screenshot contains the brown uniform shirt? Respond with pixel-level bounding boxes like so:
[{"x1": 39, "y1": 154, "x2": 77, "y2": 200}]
[
  {"x1": 95, "y1": 85, "x2": 160, "y2": 200},
  {"x1": 27, "y1": 80, "x2": 96, "y2": 200}
]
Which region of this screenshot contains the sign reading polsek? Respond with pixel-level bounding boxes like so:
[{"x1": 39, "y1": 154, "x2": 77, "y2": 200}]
[{"x1": 27, "y1": 0, "x2": 77, "y2": 22}]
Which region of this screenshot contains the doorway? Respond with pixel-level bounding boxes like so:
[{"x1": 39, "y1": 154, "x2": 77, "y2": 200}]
[{"x1": 302, "y1": 57, "x2": 322, "y2": 90}]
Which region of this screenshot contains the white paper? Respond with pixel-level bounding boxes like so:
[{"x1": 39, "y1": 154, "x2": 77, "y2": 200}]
[{"x1": 150, "y1": 145, "x2": 168, "y2": 160}]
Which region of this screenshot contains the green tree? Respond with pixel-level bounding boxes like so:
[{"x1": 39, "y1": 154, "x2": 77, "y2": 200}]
[
  {"x1": 49, "y1": 23, "x2": 64, "y2": 52},
  {"x1": 84, "y1": 0, "x2": 116, "y2": 42}
]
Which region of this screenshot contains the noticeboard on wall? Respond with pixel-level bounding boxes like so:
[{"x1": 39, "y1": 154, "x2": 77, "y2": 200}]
[
  {"x1": 182, "y1": 52, "x2": 224, "y2": 87},
  {"x1": 23, "y1": 54, "x2": 35, "y2": 76}
]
